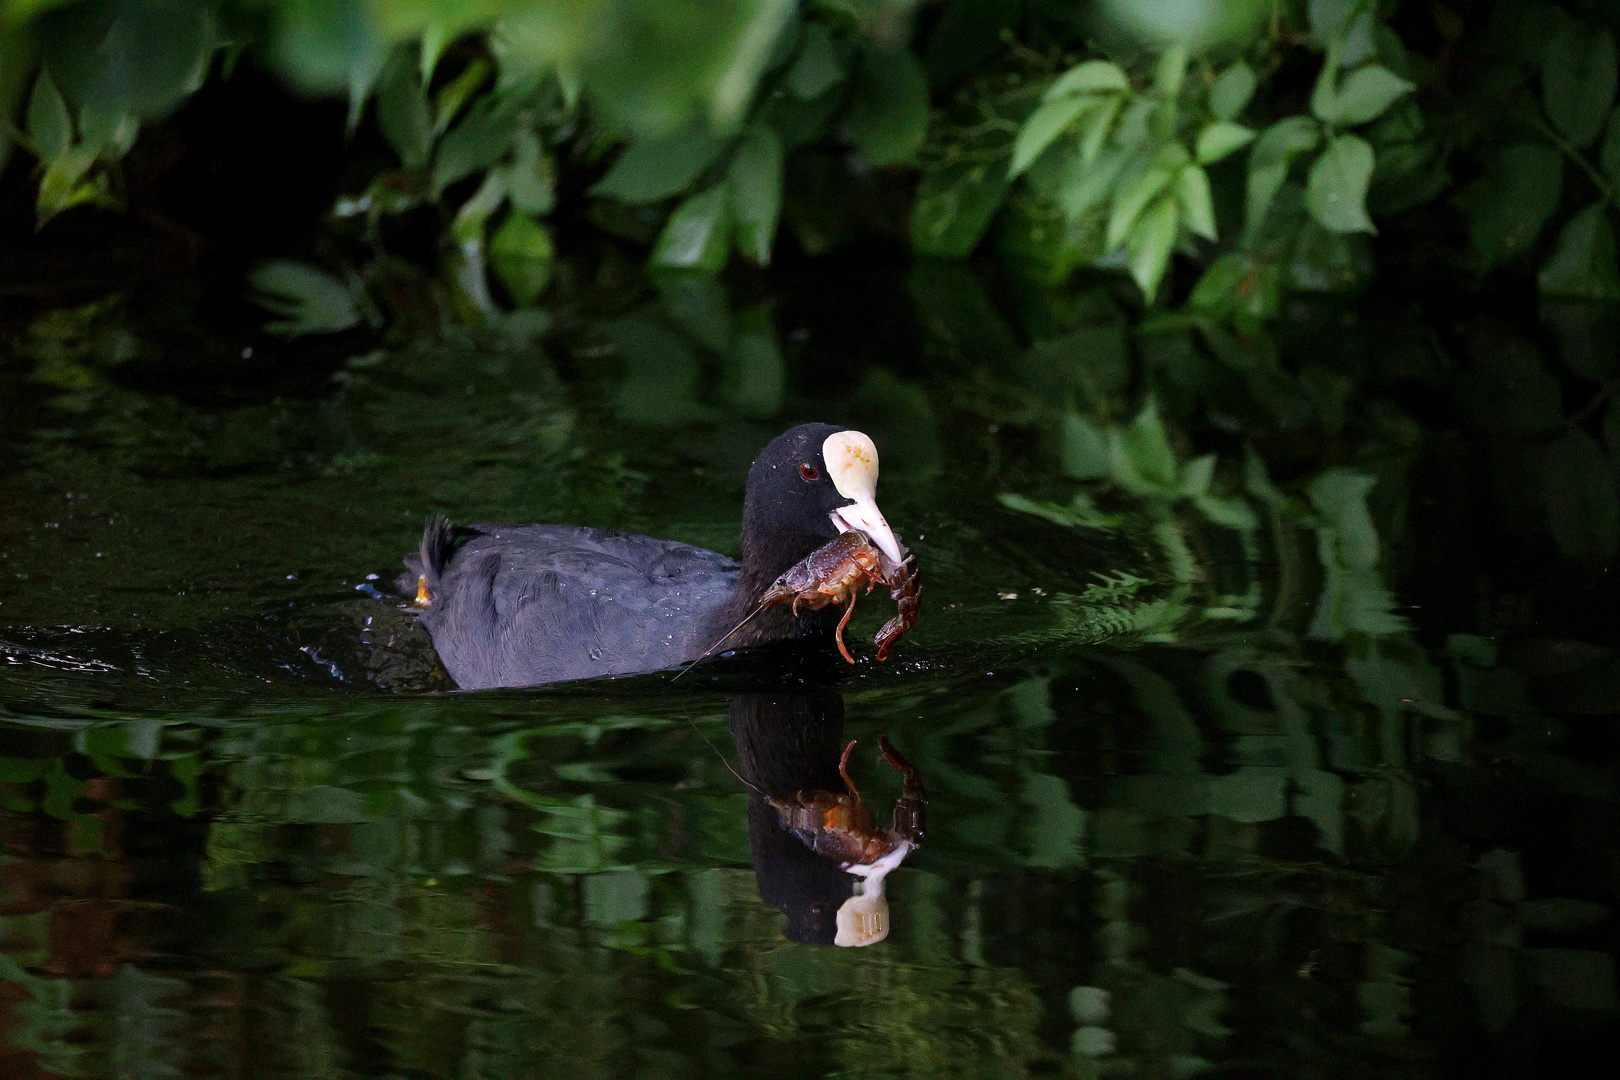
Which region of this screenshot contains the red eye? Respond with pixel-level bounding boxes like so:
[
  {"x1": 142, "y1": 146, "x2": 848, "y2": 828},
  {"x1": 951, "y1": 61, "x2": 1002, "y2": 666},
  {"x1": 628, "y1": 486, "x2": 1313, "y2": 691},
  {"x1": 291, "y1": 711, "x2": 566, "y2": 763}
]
[{"x1": 799, "y1": 463, "x2": 820, "y2": 481}]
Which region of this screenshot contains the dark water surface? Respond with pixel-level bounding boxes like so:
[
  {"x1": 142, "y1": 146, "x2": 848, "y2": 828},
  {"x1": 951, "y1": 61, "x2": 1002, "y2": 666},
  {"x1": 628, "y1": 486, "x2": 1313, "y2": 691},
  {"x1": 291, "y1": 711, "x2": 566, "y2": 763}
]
[{"x1": 2, "y1": 269, "x2": 1618, "y2": 1079}]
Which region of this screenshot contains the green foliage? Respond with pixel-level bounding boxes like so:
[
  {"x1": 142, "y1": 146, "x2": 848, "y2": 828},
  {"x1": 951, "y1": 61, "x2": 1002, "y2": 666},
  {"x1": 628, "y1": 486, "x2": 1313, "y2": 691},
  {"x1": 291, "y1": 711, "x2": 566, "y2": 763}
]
[
  {"x1": 5, "y1": 0, "x2": 1620, "y2": 586},
  {"x1": 0, "y1": 0, "x2": 1611, "y2": 330},
  {"x1": 248, "y1": 260, "x2": 364, "y2": 336}
]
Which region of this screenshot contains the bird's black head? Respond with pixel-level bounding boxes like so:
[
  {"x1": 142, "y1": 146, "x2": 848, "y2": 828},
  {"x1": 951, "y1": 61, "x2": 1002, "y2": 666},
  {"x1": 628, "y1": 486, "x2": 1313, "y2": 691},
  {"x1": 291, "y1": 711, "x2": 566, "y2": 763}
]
[
  {"x1": 741, "y1": 423, "x2": 847, "y2": 571},
  {"x1": 739, "y1": 423, "x2": 904, "y2": 584}
]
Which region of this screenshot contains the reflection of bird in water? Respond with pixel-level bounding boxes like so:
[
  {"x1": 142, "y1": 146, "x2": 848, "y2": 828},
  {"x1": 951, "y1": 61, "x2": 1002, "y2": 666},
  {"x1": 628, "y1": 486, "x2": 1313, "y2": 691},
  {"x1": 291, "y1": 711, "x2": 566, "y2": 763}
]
[
  {"x1": 726, "y1": 692, "x2": 924, "y2": 947},
  {"x1": 398, "y1": 425, "x2": 906, "y2": 688}
]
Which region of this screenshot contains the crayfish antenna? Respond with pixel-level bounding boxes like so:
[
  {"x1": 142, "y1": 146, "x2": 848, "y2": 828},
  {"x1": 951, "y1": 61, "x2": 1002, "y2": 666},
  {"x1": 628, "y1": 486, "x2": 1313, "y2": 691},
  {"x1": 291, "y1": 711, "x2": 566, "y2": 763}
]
[
  {"x1": 678, "y1": 707, "x2": 774, "y2": 800},
  {"x1": 671, "y1": 602, "x2": 768, "y2": 683}
]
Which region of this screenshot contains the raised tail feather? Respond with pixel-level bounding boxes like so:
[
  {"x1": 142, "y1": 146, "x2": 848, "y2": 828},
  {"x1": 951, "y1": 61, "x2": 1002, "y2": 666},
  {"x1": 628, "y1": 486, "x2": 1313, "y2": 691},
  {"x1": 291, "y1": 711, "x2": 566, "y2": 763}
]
[
  {"x1": 420, "y1": 513, "x2": 456, "y2": 587},
  {"x1": 399, "y1": 513, "x2": 458, "y2": 601}
]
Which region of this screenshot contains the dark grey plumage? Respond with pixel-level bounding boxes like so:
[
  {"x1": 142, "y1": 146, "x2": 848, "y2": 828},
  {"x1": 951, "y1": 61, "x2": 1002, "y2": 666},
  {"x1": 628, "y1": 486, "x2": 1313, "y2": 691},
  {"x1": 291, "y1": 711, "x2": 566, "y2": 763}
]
[
  {"x1": 398, "y1": 423, "x2": 860, "y2": 689},
  {"x1": 399, "y1": 523, "x2": 742, "y2": 689}
]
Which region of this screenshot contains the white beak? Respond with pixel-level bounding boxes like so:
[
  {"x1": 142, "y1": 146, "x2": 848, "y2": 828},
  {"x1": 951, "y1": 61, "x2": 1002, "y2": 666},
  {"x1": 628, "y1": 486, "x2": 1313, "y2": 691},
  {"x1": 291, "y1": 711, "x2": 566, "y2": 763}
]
[
  {"x1": 823, "y1": 430, "x2": 903, "y2": 564},
  {"x1": 832, "y1": 494, "x2": 904, "y2": 564}
]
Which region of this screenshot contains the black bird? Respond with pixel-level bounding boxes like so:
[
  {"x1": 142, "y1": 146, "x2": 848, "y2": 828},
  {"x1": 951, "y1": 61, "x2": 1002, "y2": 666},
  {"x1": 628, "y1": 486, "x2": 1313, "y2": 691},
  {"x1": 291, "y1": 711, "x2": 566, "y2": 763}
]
[{"x1": 398, "y1": 423, "x2": 904, "y2": 689}]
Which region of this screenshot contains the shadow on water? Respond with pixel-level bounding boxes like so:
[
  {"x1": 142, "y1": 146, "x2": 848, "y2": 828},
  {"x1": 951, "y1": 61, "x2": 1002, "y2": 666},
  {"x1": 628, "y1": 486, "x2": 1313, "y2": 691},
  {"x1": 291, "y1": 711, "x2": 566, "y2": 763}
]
[{"x1": 3, "y1": 253, "x2": 1620, "y2": 1077}]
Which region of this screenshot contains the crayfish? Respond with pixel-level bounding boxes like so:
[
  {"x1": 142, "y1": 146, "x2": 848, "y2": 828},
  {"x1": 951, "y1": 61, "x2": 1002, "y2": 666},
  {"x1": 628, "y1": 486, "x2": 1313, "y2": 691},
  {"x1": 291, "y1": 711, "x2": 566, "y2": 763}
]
[
  {"x1": 743, "y1": 734, "x2": 925, "y2": 947},
  {"x1": 757, "y1": 530, "x2": 920, "y2": 663},
  {"x1": 761, "y1": 734, "x2": 927, "y2": 867},
  {"x1": 677, "y1": 529, "x2": 920, "y2": 679}
]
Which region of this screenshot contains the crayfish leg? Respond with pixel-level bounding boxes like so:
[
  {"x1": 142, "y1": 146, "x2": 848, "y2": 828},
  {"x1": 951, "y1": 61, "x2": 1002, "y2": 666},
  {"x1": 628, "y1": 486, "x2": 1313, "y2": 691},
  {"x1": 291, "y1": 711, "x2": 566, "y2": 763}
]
[
  {"x1": 838, "y1": 738, "x2": 861, "y2": 799},
  {"x1": 877, "y1": 735, "x2": 926, "y2": 842},
  {"x1": 833, "y1": 592, "x2": 859, "y2": 663},
  {"x1": 877, "y1": 736, "x2": 922, "y2": 791}
]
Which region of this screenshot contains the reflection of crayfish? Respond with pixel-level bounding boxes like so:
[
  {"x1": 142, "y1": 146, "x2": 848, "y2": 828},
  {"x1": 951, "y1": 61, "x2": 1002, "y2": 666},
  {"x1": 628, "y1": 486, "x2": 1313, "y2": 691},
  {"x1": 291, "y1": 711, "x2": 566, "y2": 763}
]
[
  {"x1": 753, "y1": 735, "x2": 926, "y2": 867},
  {"x1": 687, "y1": 531, "x2": 921, "y2": 674}
]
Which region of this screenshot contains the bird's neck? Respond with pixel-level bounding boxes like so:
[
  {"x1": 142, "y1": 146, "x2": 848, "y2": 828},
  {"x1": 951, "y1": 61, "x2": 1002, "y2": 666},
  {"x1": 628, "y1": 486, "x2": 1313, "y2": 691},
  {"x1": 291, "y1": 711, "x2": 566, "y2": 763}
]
[
  {"x1": 737, "y1": 516, "x2": 826, "y2": 599},
  {"x1": 708, "y1": 521, "x2": 828, "y2": 648}
]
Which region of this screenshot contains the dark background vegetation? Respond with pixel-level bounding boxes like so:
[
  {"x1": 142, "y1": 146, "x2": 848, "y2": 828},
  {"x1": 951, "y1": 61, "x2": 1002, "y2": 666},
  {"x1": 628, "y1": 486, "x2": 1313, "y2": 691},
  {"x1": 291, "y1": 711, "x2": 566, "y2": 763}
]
[{"x1": 2, "y1": 1, "x2": 1620, "y2": 1077}]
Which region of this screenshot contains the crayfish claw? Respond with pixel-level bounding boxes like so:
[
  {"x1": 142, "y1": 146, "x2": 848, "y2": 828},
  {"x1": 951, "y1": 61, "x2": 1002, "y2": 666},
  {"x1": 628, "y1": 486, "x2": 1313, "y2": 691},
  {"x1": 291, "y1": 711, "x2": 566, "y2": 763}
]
[{"x1": 876, "y1": 735, "x2": 926, "y2": 842}]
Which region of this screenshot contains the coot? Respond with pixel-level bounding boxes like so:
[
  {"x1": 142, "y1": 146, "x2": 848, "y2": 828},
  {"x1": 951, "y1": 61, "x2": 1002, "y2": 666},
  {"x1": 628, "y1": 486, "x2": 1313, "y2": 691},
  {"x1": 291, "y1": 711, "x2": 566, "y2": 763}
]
[{"x1": 398, "y1": 424, "x2": 904, "y2": 689}]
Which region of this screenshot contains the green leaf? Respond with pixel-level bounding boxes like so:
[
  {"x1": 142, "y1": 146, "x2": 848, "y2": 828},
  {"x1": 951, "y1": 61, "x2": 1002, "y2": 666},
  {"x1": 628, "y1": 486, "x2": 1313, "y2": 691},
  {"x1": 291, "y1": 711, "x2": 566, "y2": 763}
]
[
  {"x1": 651, "y1": 186, "x2": 733, "y2": 272},
  {"x1": 1310, "y1": 48, "x2": 1341, "y2": 124},
  {"x1": 1113, "y1": 96, "x2": 1158, "y2": 151},
  {"x1": 1195, "y1": 494, "x2": 1259, "y2": 531},
  {"x1": 269, "y1": 0, "x2": 382, "y2": 96},
  {"x1": 1113, "y1": 397, "x2": 1179, "y2": 491},
  {"x1": 248, "y1": 260, "x2": 361, "y2": 336},
  {"x1": 36, "y1": 149, "x2": 109, "y2": 226},
  {"x1": 1176, "y1": 164, "x2": 1216, "y2": 240},
  {"x1": 376, "y1": 51, "x2": 431, "y2": 170},
  {"x1": 1543, "y1": 430, "x2": 1620, "y2": 563},
  {"x1": 1153, "y1": 44, "x2": 1189, "y2": 98},
  {"x1": 433, "y1": 96, "x2": 522, "y2": 194},
  {"x1": 431, "y1": 57, "x2": 491, "y2": 136},
  {"x1": 1126, "y1": 197, "x2": 1179, "y2": 303},
  {"x1": 1603, "y1": 106, "x2": 1620, "y2": 184},
  {"x1": 1060, "y1": 411, "x2": 1111, "y2": 479},
  {"x1": 727, "y1": 126, "x2": 783, "y2": 265},
  {"x1": 1305, "y1": 133, "x2": 1376, "y2": 234},
  {"x1": 508, "y1": 130, "x2": 555, "y2": 215},
  {"x1": 1327, "y1": 64, "x2": 1415, "y2": 126},
  {"x1": 787, "y1": 23, "x2": 843, "y2": 100},
  {"x1": 42, "y1": 0, "x2": 216, "y2": 121},
  {"x1": 419, "y1": 20, "x2": 449, "y2": 83},
  {"x1": 1309, "y1": 0, "x2": 1376, "y2": 64},
  {"x1": 490, "y1": 210, "x2": 554, "y2": 306},
  {"x1": 1244, "y1": 116, "x2": 1320, "y2": 239},
  {"x1": 1044, "y1": 60, "x2": 1129, "y2": 102},
  {"x1": 912, "y1": 159, "x2": 1012, "y2": 257},
  {"x1": 843, "y1": 46, "x2": 929, "y2": 166},
  {"x1": 1077, "y1": 95, "x2": 1123, "y2": 164},
  {"x1": 1196, "y1": 120, "x2": 1254, "y2": 164},
  {"x1": 1107, "y1": 147, "x2": 1186, "y2": 249},
  {"x1": 997, "y1": 492, "x2": 1121, "y2": 531},
  {"x1": 1289, "y1": 217, "x2": 1369, "y2": 291},
  {"x1": 1179, "y1": 453, "x2": 1215, "y2": 496},
  {"x1": 1540, "y1": 203, "x2": 1620, "y2": 300},
  {"x1": 1306, "y1": 469, "x2": 1407, "y2": 640},
  {"x1": 27, "y1": 71, "x2": 71, "y2": 161},
  {"x1": 1189, "y1": 252, "x2": 1248, "y2": 310},
  {"x1": 1209, "y1": 769, "x2": 1287, "y2": 822},
  {"x1": 450, "y1": 167, "x2": 507, "y2": 244},
  {"x1": 655, "y1": 270, "x2": 731, "y2": 351},
  {"x1": 1455, "y1": 143, "x2": 1563, "y2": 270},
  {"x1": 1210, "y1": 61, "x2": 1257, "y2": 120},
  {"x1": 589, "y1": 122, "x2": 726, "y2": 203},
  {"x1": 1059, "y1": 145, "x2": 1129, "y2": 221},
  {"x1": 1008, "y1": 95, "x2": 1094, "y2": 178},
  {"x1": 347, "y1": 53, "x2": 382, "y2": 137},
  {"x1": 1543, "y1": 22, "x2": 1617, "y2": 148},
  {"x1": 78, "y1": 95, "x2": 137, "y2": 158},
  {"x1": 724, "y1": 303, "x2": 785, "y2": 417}
]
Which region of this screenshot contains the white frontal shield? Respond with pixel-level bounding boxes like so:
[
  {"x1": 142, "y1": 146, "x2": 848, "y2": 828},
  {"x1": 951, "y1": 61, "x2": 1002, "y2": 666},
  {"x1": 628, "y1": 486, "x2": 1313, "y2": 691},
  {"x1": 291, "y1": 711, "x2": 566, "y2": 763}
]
[{"x1": 823, "y1": 430, "x2": 903, "y2": 564}]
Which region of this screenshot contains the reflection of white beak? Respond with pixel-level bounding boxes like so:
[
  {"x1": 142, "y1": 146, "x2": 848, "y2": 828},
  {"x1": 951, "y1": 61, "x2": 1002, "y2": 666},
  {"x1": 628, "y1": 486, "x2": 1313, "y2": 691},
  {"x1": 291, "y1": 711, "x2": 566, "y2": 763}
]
[
  {"x1": 834, "y1": 841, "x2": 912, "y2": 947},
  {"x1": 823, "y1": 430, "x2": 904, "y2": 564}
]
